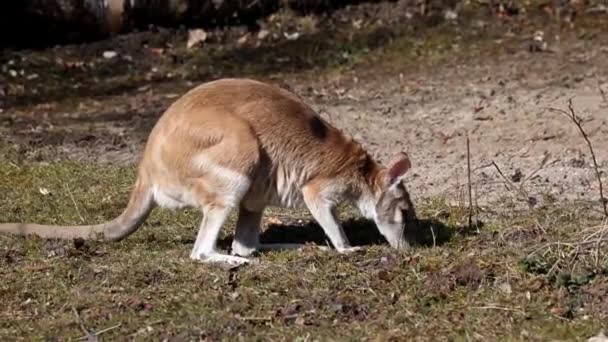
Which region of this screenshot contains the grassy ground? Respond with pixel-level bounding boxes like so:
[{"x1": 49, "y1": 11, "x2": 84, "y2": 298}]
[{"x1": 1, "y1": 145, "x2": 607, "y2": 341}]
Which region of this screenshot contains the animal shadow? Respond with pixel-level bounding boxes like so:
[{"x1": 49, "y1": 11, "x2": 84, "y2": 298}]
[{"x1": 218, "y1": 217, "x2": 456, "y2": 251}]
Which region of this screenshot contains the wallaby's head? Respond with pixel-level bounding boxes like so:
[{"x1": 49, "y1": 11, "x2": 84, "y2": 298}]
[{"x1": 371, "y1": 152, "x2": 418, "y2": 249}]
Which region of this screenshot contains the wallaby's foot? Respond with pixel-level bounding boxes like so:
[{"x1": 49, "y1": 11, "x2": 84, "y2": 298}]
[
  {"x1": 336, "y1": 246, "x2": 364, "y2": 254},
  {"x1": 191, "y1": 252, "x2": 252, "y2": 266}
]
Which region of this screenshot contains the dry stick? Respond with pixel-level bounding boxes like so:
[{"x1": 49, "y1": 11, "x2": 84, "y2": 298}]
[
  {"x1": 466, "y1": 133, "x2": 476, "y2": 232},
  {"x1": 599, "y1": 81, "x2": 608, "y2": 105},
  {"x1": 72, "y1": 307, "x2": 96, "y2": 342},
  {"x1": 236, "y1": 315, "x2": 273, "y2": 322},
  {"x1": 520, "y1": 153, "x2": 551, "y2": 187},
  {"x1": 76, "y1": 324, "x2": 122, "y2": 342},
  {"x1": 65, "y1": 184, "x2": 85, "y2": 223},
  {"x1": 546, "y1": 99, "x2": 608, "y2": 217},
  {"x1": 595, "y1": 219, "x2": 608, "y2": 268},
  {"x1": 491, "y1": 161, "x2": 548, "y2": 234},
  {"x1": 490, "y1": 161, "x2": 533, "y2": 209},
  {"x1": 471, "y1": 305, "x2": 526, "y2": 316}
]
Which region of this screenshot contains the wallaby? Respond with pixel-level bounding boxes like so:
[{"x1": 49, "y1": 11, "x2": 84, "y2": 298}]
[{"x1": 0, "y1": 78, "x2": 418, "y2": 265}]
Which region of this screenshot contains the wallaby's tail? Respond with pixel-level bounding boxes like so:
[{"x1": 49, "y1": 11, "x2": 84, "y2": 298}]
[{"x1": 0, "y1": 177, "x2": 155, "y2": 241}]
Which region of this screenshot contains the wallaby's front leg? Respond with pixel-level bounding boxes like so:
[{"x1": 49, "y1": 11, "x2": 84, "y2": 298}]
[
  {"x1": 231, "y1": 207, "x2": 312, "y2": 256},
  {"x1": 302, "y1": 185, "x2": 362, "y2": 253},
  {"x1": 231, "y1": 207, "x2": 263, "y2": 257}
]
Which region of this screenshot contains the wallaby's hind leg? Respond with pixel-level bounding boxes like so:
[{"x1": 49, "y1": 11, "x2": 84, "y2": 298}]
[
  {"x1": 179, "y1": 117, "x2": 261, "y2": 265},
  {"x1": 190, "y1": 205, "x2": 251, "y2": 265},
  {"x1": 231, "y1": 207, "x2": 315, "y2": 257},
  {"x1": 187, "y1": 152, "x2": 257, "y2": 265}
]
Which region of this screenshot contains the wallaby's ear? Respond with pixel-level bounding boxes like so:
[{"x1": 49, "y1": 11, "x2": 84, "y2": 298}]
[{"x1": 386, "y1": 152, "x2": 411, "y2": 187}]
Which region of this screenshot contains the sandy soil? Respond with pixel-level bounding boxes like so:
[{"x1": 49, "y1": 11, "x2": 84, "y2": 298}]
[{"x1": 316, "y1": 41, "x2": 608, "y2": 207}]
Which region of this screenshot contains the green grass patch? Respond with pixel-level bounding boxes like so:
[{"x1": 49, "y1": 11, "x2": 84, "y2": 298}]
[{"x1": 0, "y1": 154, "x2": 607, "y2": 340}]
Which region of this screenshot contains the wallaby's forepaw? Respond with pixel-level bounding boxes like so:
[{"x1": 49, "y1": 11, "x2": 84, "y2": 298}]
[{"x1": 230, "y1": 243, "x2": 258, "y2": 258}]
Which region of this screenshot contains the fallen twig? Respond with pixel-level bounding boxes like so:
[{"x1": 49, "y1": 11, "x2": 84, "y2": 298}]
[
  {"x1": 236, "y1": 315, "x2": 273, "y2": 322},
  {"x1": 65, "y1": 184, "x2": 85, "y2": 223},
  {"x1": 76, "y1": 324, "x2": 122, "y2": 342},
  {"x1": 72, "y1": 307, "x2": 96, "y2": 342},
  {"x1": 471, "y1": 305, "x2": 526, "y2": 316}
]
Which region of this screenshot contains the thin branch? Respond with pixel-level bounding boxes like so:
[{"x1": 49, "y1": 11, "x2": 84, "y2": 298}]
[
  {"x1": 466, "y1": 133, "x2": 475, "y2": 232},
  {"x1": 520, "y1": 153, "x2": 551, "y2": 186},
  {"x1": 471, "y1": 305, "x2": 526, "y2": 316},
  {"x1": 491, "y1": 161, "x2": 533, "y2": 209},
  {"x1": 65, "y1": 184, "x2": 85, "y2": 223},
  {"x1": 236, "y1": 315, "x2": 272, "y2": 322},
  {"x1": 599, "y1": 81, "x2": 608, "y2": 106},
  {"x1": 72, "y1": 307, "x2": 96, "y2": 342},
  {"x1": 75, "y1": 324, "x2": 122, "y2": 342},
  {"x1": 546, "y1": 98, "x2": 607, "y2": 217},
  {"x1": 595, "y1": 219, "x2": 608, "y2": 268}
]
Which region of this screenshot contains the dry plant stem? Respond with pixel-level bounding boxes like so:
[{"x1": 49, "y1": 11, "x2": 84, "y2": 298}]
[
  {"x1": 599, "y1": 81, "x2": 608, "y2": 105},
  {"x1": 527, "y1": 223, "x2": 608, "y2": 276},
  {"x1": 65, "y1": 184, "x2": 85, "y2": 223},
  {"x1": 471, "y1": 305, "x2": 526, "y2": 316},
  {"x1": 237, "y1": 315, "x2": 273, "y2": 322},
  {"x1": 530, "y1": 237, "x2": 608, "y2": 253},
  {"x1": 546, "y1": 99, "x2": 608, "y2": 217},
  {"x1": 595, "y1": 219, "x2": 608, "y2": 268},
  {"x1": 466, "y1": 133, "x2": 475, "y2": 232},
  {"x1": 75, "y1": 324, "x2": 122, "y2": 342},
  {"x1": 490, "y1": 161, "x2": 533, "y2": 210},
  {"x1": 520, "y1": 153, "x2": 551, "y2": 186},
  {"x1": 72, "y1": 307, "x2": 96, "y2": 342}
]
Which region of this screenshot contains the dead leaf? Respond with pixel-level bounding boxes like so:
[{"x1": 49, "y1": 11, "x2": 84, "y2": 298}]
[
  {"x1": 377, "y1": 270, "x2": 392, "y2": 282},
  {"x1": 257, "y1": 29, "x2": 270, "y2": 40},
  {"x1": 284, "y1": 32, "x2": 300, "y2": 41},
  {"x1": 103, "y1": 51, "x2": 118, "y2": 59},
  {"x1": 237, "y1": 34, "x2": 249, "y2": 46},
  {"x1": 266, "y1": 217, "x2": 283, "y2": 225},
  {"x1": 187, "y1": 29, "x2": 207, "y2": 49}
]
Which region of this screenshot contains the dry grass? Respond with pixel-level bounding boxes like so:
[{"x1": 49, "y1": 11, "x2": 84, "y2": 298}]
[{"x1": 0, "y1": 143, "x2": 606, "y2": 341}]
